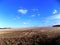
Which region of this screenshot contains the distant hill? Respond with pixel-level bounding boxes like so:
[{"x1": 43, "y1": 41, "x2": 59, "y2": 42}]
[{"x1": 53, "y1": 25, "x2": 60, "y2": 27}]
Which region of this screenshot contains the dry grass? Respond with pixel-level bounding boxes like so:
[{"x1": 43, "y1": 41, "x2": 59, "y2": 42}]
[{"x1": 0, "y1": 27, "x2": 60, "y2": 45}]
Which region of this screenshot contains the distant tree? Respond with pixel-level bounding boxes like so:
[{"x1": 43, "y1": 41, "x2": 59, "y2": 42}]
[{"x1": 53, "y1": 25, "x2": 60, "y2": 27}]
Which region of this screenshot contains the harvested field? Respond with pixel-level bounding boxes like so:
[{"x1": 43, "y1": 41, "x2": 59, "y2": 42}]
[{"x1": 0, "y1": 27, "x2": 60, "y2": 45}]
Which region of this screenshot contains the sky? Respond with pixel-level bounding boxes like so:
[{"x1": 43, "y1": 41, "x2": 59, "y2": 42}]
[{"x1": 0, "y1": 0, "x2": 60, "y2": 28}]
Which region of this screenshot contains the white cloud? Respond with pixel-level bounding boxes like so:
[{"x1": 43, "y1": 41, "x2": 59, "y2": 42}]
[
  {"x1": 31, "y1": 14, "x2": 40, "y2": 17},
  {"x1": 53, "y1": 20, "x2": 60, "y2": 25},
  {"x1": 31, "y1": 15, "x2": 36, "y2": 17},
  {"x1": 18, "y1": 9, "x2": 28, "y2": 14},
  {"x1": 44, "y1": 14, "x2": 60, "y2": 26},
  {"x1": 23, "y1": 22, "x2": 26, "y2": 24},
  {"x1": 53, "y1": 9, "x2": 57, "y2": 15},
  {"x1": 46, "y1": 20, "x2": 60, "y2": 25},
  {"x1": 13, "y1": 16, "x2": 20, "y2": 20},
  {"x1": 47, "y1": 14, "x2": 60, "y2": 19},
  {"x1": 23, "y1": 22, "x2": 29, "y2": 25}
]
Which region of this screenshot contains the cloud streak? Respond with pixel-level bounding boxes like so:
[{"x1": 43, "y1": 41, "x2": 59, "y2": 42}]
[
  {"x1": 13, "y1": 16, "x2": 20, "y2": 20},
  {"x1": 18, "y1": 9, "x2": 28, "y2": 14},
  {"x1": 47, "y1": 14, "x2": 60, "y2": 19},
  {"x1": 44, "y1": 13, "x2": 60, "y2": 26}
]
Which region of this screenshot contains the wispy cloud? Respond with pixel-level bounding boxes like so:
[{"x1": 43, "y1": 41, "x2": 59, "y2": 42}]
[
  {"x1": 44, "y1": 13, "x2": 60, "y2": 26},
  {"x1": 53, "y1": 9, "x2": 57, "y2": 15},
  {"x1": 31, "y1": 15, "x2": 36, "y2": 17},
  {"x1": 23, "y1": 22, "x2": 27, "y2": 24},
  {"x1": 47, "y1": 14, "x2": 60, "y2": 19},
  {"x1": 13, "y1": 16, "x2": 20, "y2": 20},
  {"x1": 31, "y1": 13, "x2": 40, "y2": 17},
  {"x1": 23, "y1": 22, "x2": 29, "y2": 25},
  {"x1": 18, "y1": 9, "x2": 28, "y2": 14}
]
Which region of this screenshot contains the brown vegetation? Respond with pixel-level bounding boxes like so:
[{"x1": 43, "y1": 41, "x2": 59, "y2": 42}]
[{"x1": 0, "y1": 27, "x2": 60, "y2": 45}]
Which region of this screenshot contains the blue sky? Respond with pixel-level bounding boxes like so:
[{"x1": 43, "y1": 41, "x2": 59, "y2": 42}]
[{"x1": 0, "y1": 0, "x2": 60, "y2": 28}]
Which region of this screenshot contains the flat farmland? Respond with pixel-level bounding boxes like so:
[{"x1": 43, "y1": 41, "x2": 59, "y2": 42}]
[{"x1": 0, "y1": 27, "x2": 60, "y2": 45}]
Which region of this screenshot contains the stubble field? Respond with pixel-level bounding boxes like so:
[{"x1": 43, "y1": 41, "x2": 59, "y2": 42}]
[{"x1": 0, "y1": 27, "x2": 60, "y2": 45}]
